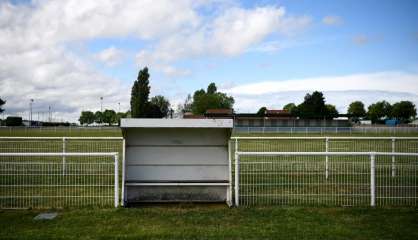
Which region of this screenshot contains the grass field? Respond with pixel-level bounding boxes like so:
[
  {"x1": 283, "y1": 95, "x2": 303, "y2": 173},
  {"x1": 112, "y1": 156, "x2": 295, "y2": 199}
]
[
  {"x1": 1, "y1": 205, "x2": 418, "y2": 239},
  {"x1": 0, "y1": 127, "x2": 417, "y2": 239},
  {"x1": 0, "y1": 127, "x2": 122, "y2": 137}
]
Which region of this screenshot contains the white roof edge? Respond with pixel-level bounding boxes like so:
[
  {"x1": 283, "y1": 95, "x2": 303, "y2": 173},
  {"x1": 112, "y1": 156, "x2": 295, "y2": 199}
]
[{"x1": 120, "y1": 118, "x2": 233, "y2": 128}]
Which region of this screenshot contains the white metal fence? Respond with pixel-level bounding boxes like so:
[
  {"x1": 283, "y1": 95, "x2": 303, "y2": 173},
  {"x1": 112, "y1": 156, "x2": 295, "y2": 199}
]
[
  {"x1": 230, "y1": 137, "x2": 418, "y2": 207},
  {"x1": 0, "y1": 137, "x2": 125, "y2": 208},
  {"x1": 234, "y1": 126, "x2": 418, "y2": 134},
  {"x1": 0, "y1": 152, "x2": 119, "y2": 209},
  {"x1": 234, "y1": 152, "x2": 418, "y2": 207}
]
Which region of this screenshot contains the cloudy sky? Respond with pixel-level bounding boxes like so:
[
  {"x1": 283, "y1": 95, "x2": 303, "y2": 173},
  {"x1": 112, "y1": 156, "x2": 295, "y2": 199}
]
[{"x1": 1, "y1": 0, "x2": 418, "y2": 122}]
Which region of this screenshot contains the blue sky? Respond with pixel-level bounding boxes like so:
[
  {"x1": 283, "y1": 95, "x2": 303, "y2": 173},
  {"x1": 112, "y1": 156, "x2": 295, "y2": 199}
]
[{"x1": 1, "y1": 0, "x2": 418, "y2": 120}]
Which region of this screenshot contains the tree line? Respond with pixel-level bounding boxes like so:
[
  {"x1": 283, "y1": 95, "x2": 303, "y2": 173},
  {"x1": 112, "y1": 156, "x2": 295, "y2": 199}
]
[{"x1": 347, "y1": 100, "x2": 416, "y2": 123}]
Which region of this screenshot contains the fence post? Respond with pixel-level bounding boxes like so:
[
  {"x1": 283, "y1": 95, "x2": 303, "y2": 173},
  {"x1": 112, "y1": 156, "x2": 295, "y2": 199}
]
[
  {"x1": 392, "y1": 138, "x2": 396, "y2": 177},
  {"x1": 370, "y1": 153, "x2": 376, "y2": 207},
  {"x1": 62, "y1": 137, "x2": 66, "y2": 175},
  {"x1": 227, "y1": 140, "x2": 232, "y2": 206},
  {"x1": 325, "y1": 137, "x2": 329, "y2": 179},
  {"x1": 121, "y1": 138, "x2": 126, "y2": 206},
  {"x1": 114, "y1": 153, "x2": 119, "y2": 208},
  {"x1": 234, "y1": 153, "x2": 240, "y2": 207}
]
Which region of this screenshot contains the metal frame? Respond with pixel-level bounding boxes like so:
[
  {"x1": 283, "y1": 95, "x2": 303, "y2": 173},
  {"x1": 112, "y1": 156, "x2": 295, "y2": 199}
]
[
  {"x1": 0, "y1": 137, "x2": 124, "y2": 207},
  {"x1": 234, "y1": 151, "x2": 418, "y2": 207},
  {"x1": 0, "y1": 152, "x2": 119, "y2": 208}
]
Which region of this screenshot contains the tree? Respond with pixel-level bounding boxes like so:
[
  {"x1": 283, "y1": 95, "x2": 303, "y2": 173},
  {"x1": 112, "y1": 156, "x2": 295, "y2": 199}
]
[
  {"x1": 207, "y1": 83, "x2": 217, "y2": 94},
  {"x1": 130, "y1": 67, "x2": 150, "y2": 118},
  {"x1": 102, "y1": 109, "x2": 117, "y2": 125},
  {"x1": 391, "y1": 101, "x2": 416, "y2": 123},
  {"x1": 257, "y1": 107, "x2": 267, "y2": 116},
  {"x1": 182, "y1": 94, "x2": 192, "y2": 113},
  {"x1": 145, "y1": 103, "x2": 163, "y2": 118},
  {"x1": 0, "y1": 98, "x2": 5, "y2": 114},
  {"x1": 79, "y1": 111, "x2": 95, "y2": 125},
  {"x1": 190, "y1": 83, "x2": 234, "y2": 115},
  {"x1": 116, "y1": 112, "x2": 127, "y2": 123},
  {"x1": 283, "y1": 103, "x2": 296, "y2": 114},
  {"x1": 367, "y1": 101, "x2": 392, "y2": 123},
  {"x1": 94, "y1": 111, "x2": 103, "y2": 124},
  {"x1": 325, "y1": 104, "x2": 339, "y2": 119},
  {"x1": 347, "y1": 101, "x2": 366, "y2": 122},
  {"x1": 150, "y1": 95, "x2": 170, "y2": 118},
  {"x1": 6, "y1": 116, "x2": 22, "y2": 126},
  {"x1": 296, "y1": 91, "x2": 328, "y2": 119}
]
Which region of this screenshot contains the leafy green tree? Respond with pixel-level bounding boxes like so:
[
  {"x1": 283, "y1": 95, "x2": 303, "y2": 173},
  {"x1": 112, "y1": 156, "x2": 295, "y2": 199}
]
[
  {"x1": 102, "y1": 109, "x2": 117, "y2": 125},
  {"x1": 191, "y1": 83, "x2": 234, "y2": 115},
  {"x1": 145, "y1": 103, "x2": 164, "y2": 118},
  {"x1": 94, "y1": 111, "x2": 103, "y2": 124},
  {"x1": 207, "y1": 83, "x2": 217, "y2": 94},
  {"x1": 0, "y1": 98, "x2": 5, "y2": 114},
  {"x1": 296, "y1": 91, "x2": 328, "y2": 119},
  {"x1": 283, "y1": 103, "x2": 296, "y2": 114},
  {"x1": 130, "y1": 67, "x2": 150, "y2": 118},
  {"x1": 391, "y1": 101, "x2": 416, "y2": 123},
  {"x1": 367, "y1": 101, "x2": 392, "y2": 123},
  {"x1": 78, "y1": 111, "x2": 95, "y2": 125},
  {"x1": 347, "y1": 101, "x2": 366, "y2": 121},
  {"x1": 182, "y1": 94, "x2": 192, "y2": 113},
  {"x1": 150, "y1": 95, "x2": 170, "y2": 118},
  {"x1": 257, "y1": 107, "x2": 267, "y2": 116},
  {"x1": 325, "y1": 104, "x2": 339, "y2": 119}
]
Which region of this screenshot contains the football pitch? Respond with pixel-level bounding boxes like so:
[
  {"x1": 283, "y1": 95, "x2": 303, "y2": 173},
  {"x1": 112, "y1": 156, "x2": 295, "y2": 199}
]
[{"x1": 0, "y1": 127, "x2": 417, "y2": 239}]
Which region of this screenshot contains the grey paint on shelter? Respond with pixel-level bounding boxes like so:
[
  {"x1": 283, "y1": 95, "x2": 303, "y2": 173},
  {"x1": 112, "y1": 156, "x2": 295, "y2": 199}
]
[{"x1": 121, "y1": 119, "x2": 233, "y2": 204}]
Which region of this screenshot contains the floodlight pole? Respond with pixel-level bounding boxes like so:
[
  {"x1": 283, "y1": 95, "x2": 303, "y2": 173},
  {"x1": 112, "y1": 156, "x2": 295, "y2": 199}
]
[
  {"x1": 118, "y1": 102, "x2": 121, "y2": 112},
  {"x1": 100, "y1": 97, "x2": 103, "y2": 112},
  {"x1": 48, "y1": 106, "x2": 51, "y2": 122},
  {"x1": 29, "y1": 99, "x2": 34, "y2": 126}
]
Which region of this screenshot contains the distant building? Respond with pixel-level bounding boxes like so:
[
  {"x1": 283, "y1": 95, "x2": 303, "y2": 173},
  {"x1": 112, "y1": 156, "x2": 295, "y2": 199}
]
[
  {"x1": 265, "y1": 109, "x2": 293, "y2": 119},
  {"x1": 204, "y1": 109, "x2": 234, "y2": 118},
  {"x1": 183, "y1": 108, "x2": 350, "y2": 127}
]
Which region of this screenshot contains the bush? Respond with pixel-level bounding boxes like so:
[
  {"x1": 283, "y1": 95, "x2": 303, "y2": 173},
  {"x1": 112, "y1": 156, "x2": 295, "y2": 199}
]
[{"x1": 6, "y1": 116, "x2": 23, "y2": 126}]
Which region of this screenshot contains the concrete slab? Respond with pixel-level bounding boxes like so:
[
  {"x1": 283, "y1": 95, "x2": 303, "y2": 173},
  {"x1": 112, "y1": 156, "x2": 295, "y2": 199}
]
[{"x1": 34, "y1": 212, "x2": 58, "y2": 220}]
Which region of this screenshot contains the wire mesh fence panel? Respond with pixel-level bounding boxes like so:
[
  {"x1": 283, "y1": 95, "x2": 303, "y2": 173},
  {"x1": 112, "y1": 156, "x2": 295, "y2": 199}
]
[
  {"x1": 0, "y1": 153, "x2": 118, "y2": 209},
  {"x1": 237, "y1": 154, "x2": 370, "y2": 206},
  {"x1": 233, "y1": 152, "x2": 418, "y2": 207},
  {"x1": 375, "y1": 155, "x2": 418, "y2": 206}
]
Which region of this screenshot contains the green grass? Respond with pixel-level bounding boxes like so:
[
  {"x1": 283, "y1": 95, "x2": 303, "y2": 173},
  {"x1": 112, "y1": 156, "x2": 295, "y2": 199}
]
[
  {"x1": 0, "y1": 206, "x2": 417, "y2": 239},
  {"x1": 0, "y1": 127, "x2": 122, "y2": 137}
]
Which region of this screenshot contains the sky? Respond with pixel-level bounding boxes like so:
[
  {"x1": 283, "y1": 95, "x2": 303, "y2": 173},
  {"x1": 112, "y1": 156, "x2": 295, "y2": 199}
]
[{"x1": 1, "y1": 0, "x2": 418, "y2": 122}]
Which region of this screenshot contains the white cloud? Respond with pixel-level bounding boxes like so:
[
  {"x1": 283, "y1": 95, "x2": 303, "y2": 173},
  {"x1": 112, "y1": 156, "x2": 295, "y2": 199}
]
[
  {"x1": 135, "y1": 5, "x2": 311, "y2": 74},
  {"x1": 0, "y1": 0, "x2": 308, "y2": 121},
  {"x1": 159, "y1": 66, "x2": 191, "y2": 77},
  {"x1": 0, "y1": 0, "x2": 213, "y2": 121},
  {"x1": 249, "y1": 41, "x2": 282, "y2": 53},
  {"x1": 223, "y1": 71, "x2": 418, "y2": 113},
  {"x1": 322, "y1": 15, "x2": 343, "y2": 26},
  {"x1": 94, "y1": 47, "x2": 124, "y2": 66}
]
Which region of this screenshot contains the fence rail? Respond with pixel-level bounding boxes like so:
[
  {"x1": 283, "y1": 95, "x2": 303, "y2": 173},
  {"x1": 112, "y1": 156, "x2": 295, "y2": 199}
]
[
  {"x1": 233, "y1": 151, "x2": 418, "y2": 207},
  {"x1": 233, "y1": 126, "x2": 418, "y2": 134},
  {"x1": 0, "y1": 152, "x2": 119, "y2": 209}
]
